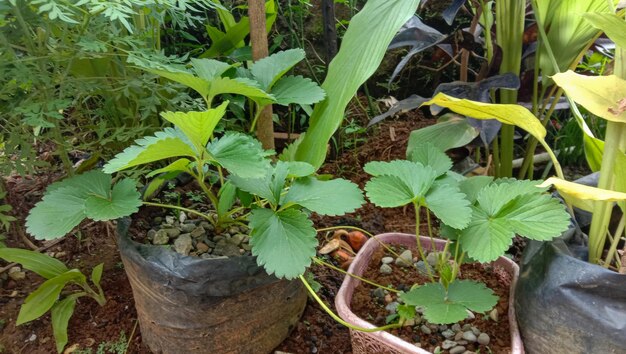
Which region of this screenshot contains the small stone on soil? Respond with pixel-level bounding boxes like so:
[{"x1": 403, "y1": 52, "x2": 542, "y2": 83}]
[
  {"x1": 451, "y1": 324, "x2": 461, "y2": 332},
  {"x1": 381, "y1": 257, "x2": 394, "y2": 264},
  {"x1": 385, "y1": 302, "x2": 399, "y2": 313},
  {"x1": 449, "y1": 345, "x2": 467, "y2": 354},
  {"x1": 489, "y1": 308, "x2": 499, "y2": 322},
  {"x1": 462, "y1": 331, "x2": 477, "y2": 342},
  {"x1": 426, "y1": 252, "x2": 438, "y2": 266},
  {"x1": 471, "y1": 327, "x2": 481, "y2": 336},
  {"x1": 174, "y1": 234, "x2": 193, "y2": 255},
  {"x1": 466, "y1": 310, "x2": 475, "y2": 319},
  {"x1": 164, "y1": 228, "x2": 181, "y2": 238},
  {"x1": 147, "y1": 229, "x2": 156, "y2": 240},
  {"x1": 165, "y1": 216, "x2": 175, "y2": 224},
  {"x1": 213, "y1": 241, "x2": 241, "y2": 257},
  {"x1": 441, "y1": 329, "x2": 455, "y2": 339},
  {"x1": 462, "y1": 324, "x2": 472, "y2": 331},
  {"x1": 420, "y1": 325, "x2": 431, "y2": 335},
  {"x1": 395, "y1": 250, "x2": 413, "y2": 267},
  {"x1": 196, "y1": 242, "x2": 210, "y2": 254},
  {"x1": 153, "y1": 230, "x2": 169, "y2": 245},
  {"x1": 372, "y1": 288, "x2": 385, "y2": 299},
  {"x1": 229, "y1": 234, "x2": 246, "y2": 246},
  {"x1": 442, "y1": 340, "x2": 457, "y2": 349},
  {"x1": 8, "y1": 267, "x2": 25, "y2": 281},
  {"x1": 181, "y1": 223, "x2": 196, "y2": 233},
  {"x1": 200, "y1": 222, "x2": 213, "y2": 231},
  {"x1": 477, "y1": 333, "x2": 490, "y2": 345},
  {"x1": 190, "y1": 226, "x2": 205, "y2": 238},
  {"x1": 379, "y1": 264, "x2": 392, "y2": 274}
]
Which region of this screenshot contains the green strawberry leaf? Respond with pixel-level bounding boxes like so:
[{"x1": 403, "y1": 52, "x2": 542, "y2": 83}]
[
  {"x1": 229, "y1": 162, "x2": 289, "y2": 206},
  {"x1": 272, "y1": 75, "x2": 326, "y2": 106},
  {"x1": 497, "y1": 194, "x2": 570, "y2": 241},
  {"x1": 207, "y1": 132, "x2": 270, "y2": 178},
  {"x1": 407, "y1": 143, "x2": 452, "y2": 176},
  {"x1": 401, "y1": 281, "x2": 496, "y2": 324},
  {"x1": 251, "y1": 48, "x2": 306, "y2": 90},
  {"x1": 84, "y1": 178, "x2": 142, "y2": 221},
  {"x1": 144, "y1": 68, "x2": 210, "y2": 98},
  {"x1": 284, "y1": 161, "x2": 316, "y2": 177},
  {"x1": 364, "y1": 160, "x2": 438, "y2": 207},
  {"x1": 160, "y1": 102, "x2": 228, "y2": 151},
  {"x1": 425, "y1": 181, "x2": 472, "y2": 229},
  {"x1": 283, "y1": 177, "x2": 364, "y2": 215},
  {"x1": 103, "y1": 128, "x2": 197, "y2": 173},
  {"x1": 460, "y1": 206, "x2": 515, "y2": 262},
  {"x1": 459, "y1": 176, "x2": 493, "y2": 203},
  {"x1": 146, "y1": 158, "x2": 192, "y2": 178},
  {"x1": 249, "y1": 208, "x2": 317, "y2": 279},
  {"x1": 26, "y1": 171, "x2": 141, "y2": 240},
  {"x1": 208, "y1": 77, "x2": 274, "y2": 104},
  {"x1": 190, "y1": 58, "x2": 234, "y2": 81}
]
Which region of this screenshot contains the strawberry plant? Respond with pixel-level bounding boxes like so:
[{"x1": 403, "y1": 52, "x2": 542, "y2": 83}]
[{"x1": 362, "y1": 143, "x2": 570, "y2": 324}]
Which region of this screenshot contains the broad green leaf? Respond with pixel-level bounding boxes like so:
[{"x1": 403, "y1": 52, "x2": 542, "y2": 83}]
[
  {"x1": 534, "y1": 0, "x2": 609, "y2": 85},
  {"x1": 272, "y1": 76, "x2": 326, "y2": 106},
  {"x1": 103, "y1": 129, "x2": 197, "y2": 173},
  {"x1": 499, "y1": 194, "x2": 570, "y2": 241},
  {"x1": 447, "y1": 280, "x2": 497, "y2": 313},
  {"x1": 553, "y1": 71, "x2": 626, "y2": 123},
  {"x1": 229, "y1": 174, "x2": 275, "y2": 204},
  {"x1": 207, "y1": 132, "x2": 270, "y2": 178},
  {"x1": 201, "y1": 17, "x2": 251, "y2": 58},
  {"x1": 217, "y1": 182, "x2": 238, "y2": 217},
  {"x1": 294, "y1": 0, "x2": 422, "y2": 169},
  {"x1": 397, "y1": 304, "x2": 416, "y2": 321},
  {"x1": 284, "y1": 161, "x2": 315, "y2": 177},
  {"x1": 145, "y1": 68, "x2": 209, "y2": 98},
  {"x1": 51, "y1": 296, "x2": 77, "y2": 353},
  {"x1": 251, "y1": 49, "x2": 306, "y2": 90},
  {"x1": 17, "y1": 270, "x2": 85, "y2": 325},
  {"x1": 84, "y1": 178, "x2": 142, "y2": 221},
  {"x1": 0, "y1": 248, "x2": 68, "y2": 279},
  {"x1": 91, "y1": 263, "x2": 104, "y2": 286},
  {"x1": 407, "y1": 143, "x2": 452, "y2": 176},
  {"x1": 146, "y1": 158, "x2": 192, "y2": 178},
  {"x1": 208, "y1": 77, "x2": 274, "y2": 104},
  {"x1": 365, "y1": 175, "x2": 417, "y2": 207},
  {"x1": 425, "y1": 182, "x2": 472, "y2": 229},
  {"x1": 584, "y1": 12, "x2": 626, "y2": 48},
  {"x1": 364, "y1": 160, "x2": 439, "y2": 207},
  {"x1": 459, "y1": 176, "x2": 493, "y2": 203},
  {"x1": 423, "y1": 93, "x2": 547, "y2": 141},
  {"x1": 406, "y1": 116, "x2": 479, "y2": 153},
  {"x1": 401, "y1": 281, "x2": 495, "y2": 324},
  {"x1": 249, "y1": 208, "x2": 317, "y2": 279},
  {"x1": 191, "y1": 58, "x2": 233, "y2": 81},
  {"x1": 26, "y1": 186, "x2": 89, "y2": 240},
  {"x1": 460, "y1": 207, "x2": 514, "y2": 262},
  {"x1": 283, "y1": 177, "x2": 364, "y2": 215},
  {"x1": 477, "y1": 181, "x2": 543, "y2": 215},
  {"x1": 160, "y1": 102, "x2": 228, "y2": 150}
]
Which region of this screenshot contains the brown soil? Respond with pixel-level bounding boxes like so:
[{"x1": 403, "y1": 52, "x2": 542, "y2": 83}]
[
  {"x1": 350, "y1": 244, "x2": 512, "y2": 354},
  {"x1": 0, "y1": 108, "x2": 457, "y2": 354}
]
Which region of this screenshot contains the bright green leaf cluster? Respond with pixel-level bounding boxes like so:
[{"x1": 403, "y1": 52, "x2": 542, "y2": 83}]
[{"x1": 231, "y1": 161, "x2": 364, "y2": 279}]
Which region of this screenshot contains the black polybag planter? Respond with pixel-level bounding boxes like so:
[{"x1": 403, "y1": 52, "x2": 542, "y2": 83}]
[
  {"x1": 116, "y1": 218, "x2": 307, "y2": 354},
  {"x1": 515, "y1": 174, "x2": 626, "y2": 354}
]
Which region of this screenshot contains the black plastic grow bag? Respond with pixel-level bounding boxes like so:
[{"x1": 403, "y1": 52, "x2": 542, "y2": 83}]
[
  {"x1": 116, "y1": 218, "x2": 307, "y2": 354},
  {"x1": 515, "y1": 174, "x2": 626, "y2": 354}
]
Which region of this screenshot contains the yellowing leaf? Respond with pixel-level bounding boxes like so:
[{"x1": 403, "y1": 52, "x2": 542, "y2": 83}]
[
  {"x1": 552, "y1": 71, "x2": 626, "y2": 123},
  {"x1": 540, "y1": 177, "x2": 626, "y2": 207},
  {"x1": 422, "y1": 93, "x2": 546, "y2": 140}
]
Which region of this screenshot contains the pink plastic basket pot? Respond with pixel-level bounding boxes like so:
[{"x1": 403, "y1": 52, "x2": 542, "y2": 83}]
[{"x1": 335, "y1": 233, "x2": 524, "y2": 354}]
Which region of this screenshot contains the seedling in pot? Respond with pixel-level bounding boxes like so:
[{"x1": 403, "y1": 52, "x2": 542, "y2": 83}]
[
  {"x1": 26, "y1": 101, "x2": 364, "y2": 280},
  {"x1": 360, "y1": 143, "x2": 571, "y2": 324}
]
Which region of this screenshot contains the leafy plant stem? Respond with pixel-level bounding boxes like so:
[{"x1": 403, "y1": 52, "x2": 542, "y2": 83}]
[
  {"x1": 249, "y1": 103, "x2": 265, "y2": 133},
  {"x1": 604, "y1": 214, "x2": 626, "y2": 268},
  {"x1": 588, "y1": 122, "x2": 626, "y2": 263},
  {"x1": 316, "y1": 225, "x2": 374, "y2": 238},
  {"x1": 142, "y1": 202, "x2": 214, "y2": 223},
  {"x1": 298, "y1": 275, "x2": 403, "y2": 332},
  {"x1": 414, "y1": 202, "x2": 435, "y2": 282},
  {"x1": 312, "y1": 257, "x2": 399, "y2": 293}
]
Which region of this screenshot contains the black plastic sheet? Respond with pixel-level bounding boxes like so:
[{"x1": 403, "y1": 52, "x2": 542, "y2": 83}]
[{"x1": 515, "y1": 174, "x2": 626, "y2": 354}]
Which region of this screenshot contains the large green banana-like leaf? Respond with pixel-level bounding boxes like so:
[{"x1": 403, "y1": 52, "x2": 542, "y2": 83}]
[
  {"x1": 533, "y1": 0, "x2": 610, "y2": 85},
  {"x1": 294, "y1": 0, "x2": 422, "y2": 169}
]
